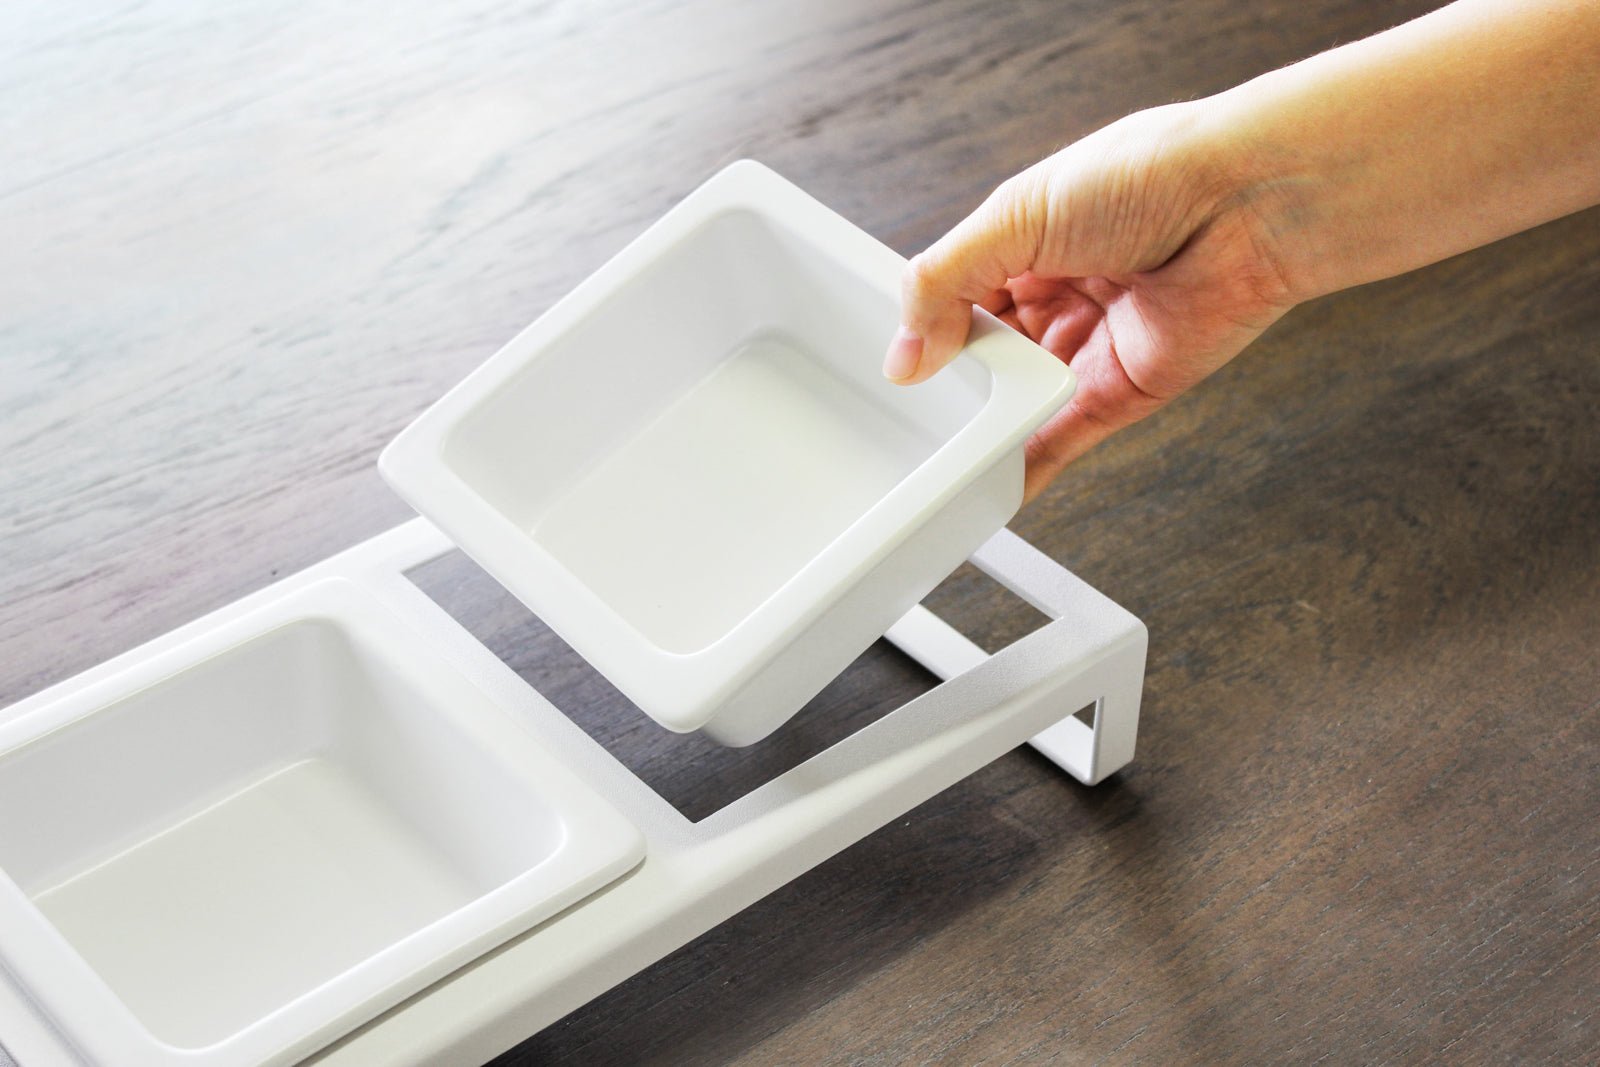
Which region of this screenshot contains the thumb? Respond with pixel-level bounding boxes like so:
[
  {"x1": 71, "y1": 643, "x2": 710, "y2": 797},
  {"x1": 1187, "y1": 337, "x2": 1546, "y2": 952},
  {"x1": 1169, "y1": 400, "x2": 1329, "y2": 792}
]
[{"x1": 883, "y1": 174, "x2": 1043, "y2": 386}]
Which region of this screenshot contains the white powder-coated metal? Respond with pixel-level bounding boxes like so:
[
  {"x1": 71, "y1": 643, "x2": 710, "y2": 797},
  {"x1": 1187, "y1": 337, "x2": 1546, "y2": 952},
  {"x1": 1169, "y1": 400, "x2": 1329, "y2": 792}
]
[{"x1": 0, "y1": 518, "x2": 1144, "y2": 1066}]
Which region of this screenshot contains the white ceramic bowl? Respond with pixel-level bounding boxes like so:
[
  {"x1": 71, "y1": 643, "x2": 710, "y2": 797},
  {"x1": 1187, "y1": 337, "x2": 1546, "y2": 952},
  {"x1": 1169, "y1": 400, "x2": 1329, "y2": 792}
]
[
  {"x1": 380, "y1": 160, "x2": 1075, "y2": 745},
  {"x1": 0, "y1": 579, "x2": 643, "y2": 1067}
]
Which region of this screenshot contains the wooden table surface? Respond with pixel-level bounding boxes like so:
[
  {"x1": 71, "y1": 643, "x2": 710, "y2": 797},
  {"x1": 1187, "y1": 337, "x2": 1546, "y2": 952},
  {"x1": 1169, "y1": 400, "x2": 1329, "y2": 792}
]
[{"x1": 3, "y1": 1, "x2": 1596, "y2": 1064}]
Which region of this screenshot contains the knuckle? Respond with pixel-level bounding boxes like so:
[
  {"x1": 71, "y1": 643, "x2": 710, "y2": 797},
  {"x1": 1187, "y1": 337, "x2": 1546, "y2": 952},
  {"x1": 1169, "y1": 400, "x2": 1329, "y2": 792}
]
[
  {"x1": 993, "y1": 170, "x2": 1043, "y2": 215},
  {"x1": 903, "y1": 252, "x2": 943, "y2": 295}
]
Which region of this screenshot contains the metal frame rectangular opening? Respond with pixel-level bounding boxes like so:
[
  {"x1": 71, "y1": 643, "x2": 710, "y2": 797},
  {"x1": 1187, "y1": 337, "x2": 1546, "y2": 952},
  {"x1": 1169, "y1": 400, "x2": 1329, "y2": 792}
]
[{"x1": 404, "y1": 550, "x2": 1053, "y2": 823}]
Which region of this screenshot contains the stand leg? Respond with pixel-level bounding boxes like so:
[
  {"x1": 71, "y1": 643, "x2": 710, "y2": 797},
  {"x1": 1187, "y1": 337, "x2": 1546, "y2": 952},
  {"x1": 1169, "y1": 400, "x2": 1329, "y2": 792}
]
[
  {"x1": 882, "y1": 603, "x2": 1145, "y2": 787},
  {"x1": 1023, "y1": 641, "x2": 1144, "y2": 785}
]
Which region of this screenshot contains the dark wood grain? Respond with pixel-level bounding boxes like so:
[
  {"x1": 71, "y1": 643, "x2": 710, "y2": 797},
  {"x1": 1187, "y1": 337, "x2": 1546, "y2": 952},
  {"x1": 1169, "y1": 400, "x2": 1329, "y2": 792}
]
[{"x1": 3, "y1": 0, "x2": 1597, "y2": 1064}]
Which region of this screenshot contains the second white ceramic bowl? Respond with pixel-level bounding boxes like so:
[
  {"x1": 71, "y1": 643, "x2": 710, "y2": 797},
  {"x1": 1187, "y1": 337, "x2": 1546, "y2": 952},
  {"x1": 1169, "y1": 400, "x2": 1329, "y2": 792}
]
[{"x1": 0, "y1": 579, "x2": 643, "y2": 1067}]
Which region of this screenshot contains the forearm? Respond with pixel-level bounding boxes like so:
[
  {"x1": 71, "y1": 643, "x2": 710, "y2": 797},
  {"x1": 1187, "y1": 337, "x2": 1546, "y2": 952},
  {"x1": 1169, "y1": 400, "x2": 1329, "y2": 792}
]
[{"x1": 1205, "y1": 0, "x2": 1600, "y2": 303}]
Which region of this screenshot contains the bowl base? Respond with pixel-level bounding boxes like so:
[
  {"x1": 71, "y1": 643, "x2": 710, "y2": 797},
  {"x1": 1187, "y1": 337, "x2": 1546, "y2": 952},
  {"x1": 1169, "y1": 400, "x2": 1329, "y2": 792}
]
[{"x1": 533, "y1": 329, "x2": 938, "y2": 653}]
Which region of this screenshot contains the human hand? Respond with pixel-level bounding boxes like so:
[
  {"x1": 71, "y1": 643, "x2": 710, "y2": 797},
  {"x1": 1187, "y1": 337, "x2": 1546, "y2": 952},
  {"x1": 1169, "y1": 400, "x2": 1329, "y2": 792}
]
[
  {"x1": 883, "y1": 102, "x2": 1296, "y2": 502},
  {"x1": 888, "y1": 0, "x2": 1600, "y2": 505}
]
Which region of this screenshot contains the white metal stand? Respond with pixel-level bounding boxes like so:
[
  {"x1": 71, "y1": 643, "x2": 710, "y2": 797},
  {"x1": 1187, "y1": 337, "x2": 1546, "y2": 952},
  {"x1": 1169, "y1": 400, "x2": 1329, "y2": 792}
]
[{"x1": 0, "y1": 520, "x2": 1145, "y2": 1067}]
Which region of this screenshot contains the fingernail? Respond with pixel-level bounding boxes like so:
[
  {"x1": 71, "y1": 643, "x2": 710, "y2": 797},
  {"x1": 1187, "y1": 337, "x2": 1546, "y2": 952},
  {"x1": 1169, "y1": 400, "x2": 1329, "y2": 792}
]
[{"x1": 882, "y1": 327, "x2": 923, "y2": 382}]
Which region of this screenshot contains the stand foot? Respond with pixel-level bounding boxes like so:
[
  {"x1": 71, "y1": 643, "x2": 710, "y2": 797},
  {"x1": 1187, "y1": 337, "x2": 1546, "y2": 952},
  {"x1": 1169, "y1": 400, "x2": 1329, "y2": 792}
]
[{"x1": 884, "y1": 529, "x2": 1146, "y2": 786}]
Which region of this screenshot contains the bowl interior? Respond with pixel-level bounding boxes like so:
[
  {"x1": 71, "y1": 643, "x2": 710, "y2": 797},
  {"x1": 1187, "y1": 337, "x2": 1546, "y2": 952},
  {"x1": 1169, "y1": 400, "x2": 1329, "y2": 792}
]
[
  {"x1": 0, "y1": 616, "x2": 564, "y2": 1049},
  {"x1": 442, "y1": 208, "x2": 993, "y2": 653}
]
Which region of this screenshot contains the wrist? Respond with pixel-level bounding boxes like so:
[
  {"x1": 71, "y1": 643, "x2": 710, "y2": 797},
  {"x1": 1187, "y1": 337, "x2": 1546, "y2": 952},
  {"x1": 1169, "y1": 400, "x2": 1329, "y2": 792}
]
[{"x1": 1185, "y1": 84, "x2": 1328, "y2": 308}]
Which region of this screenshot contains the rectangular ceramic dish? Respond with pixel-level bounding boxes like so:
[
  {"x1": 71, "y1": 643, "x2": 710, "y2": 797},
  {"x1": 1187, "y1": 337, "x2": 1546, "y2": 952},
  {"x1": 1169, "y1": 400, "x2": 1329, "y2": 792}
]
[
  {"x1": 380, "y1": 160, "x2": 1075, "y2": 745},
  {"x1": 0, "y1": 579, "x2": 644, "y2": 1067}
]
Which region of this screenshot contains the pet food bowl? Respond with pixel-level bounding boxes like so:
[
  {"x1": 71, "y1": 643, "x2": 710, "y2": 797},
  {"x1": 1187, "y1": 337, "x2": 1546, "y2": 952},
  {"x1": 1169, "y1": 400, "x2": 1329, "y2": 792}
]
[
  {"x1": 380, "y1": 160, "x2": 1075, "y2": 745},
  {"x1": 0, "y1": 579, "x2": 644, "y2": 1067}
]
